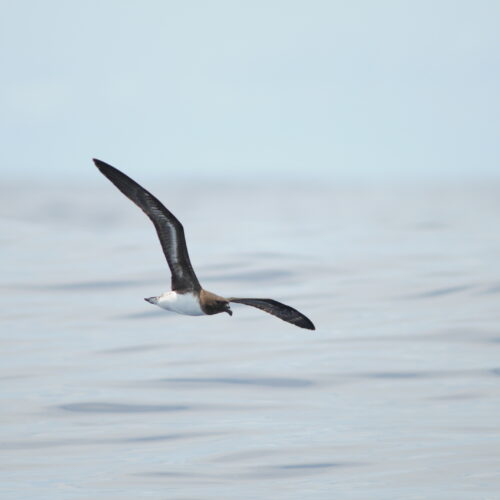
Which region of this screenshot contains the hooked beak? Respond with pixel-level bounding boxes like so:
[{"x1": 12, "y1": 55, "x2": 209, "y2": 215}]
[{"x1": 226, "y1": 308, "x2": 233, "y2": 316}]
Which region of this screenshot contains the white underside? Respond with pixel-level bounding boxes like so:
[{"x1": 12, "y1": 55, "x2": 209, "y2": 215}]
[{"x1": 156, "y1": 291, "x2": 205, "y2": 316}]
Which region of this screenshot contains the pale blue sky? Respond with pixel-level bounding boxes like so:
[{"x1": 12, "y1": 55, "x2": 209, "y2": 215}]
[{"x1": 1, "y1": 0, "x2": 499, "y2": 182}]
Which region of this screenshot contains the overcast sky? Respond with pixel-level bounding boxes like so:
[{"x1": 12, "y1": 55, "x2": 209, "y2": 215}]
[{"x1": 1, "y1": 1, "x2": 498, "y2": 183}]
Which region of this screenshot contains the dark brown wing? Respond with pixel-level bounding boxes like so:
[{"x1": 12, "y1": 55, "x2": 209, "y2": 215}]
[
  {"x1": 93, "y1": 159, "x2": 201, "y2": 292},
  {"x1": 229, "y1": 298, "x2": 315, "y2": 330}
]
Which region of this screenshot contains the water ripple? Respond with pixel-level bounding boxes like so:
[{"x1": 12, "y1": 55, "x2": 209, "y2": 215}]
[
  {"x1": 406, "y1": 285, "x2": 474, "y2": 299},
  {"x1": 58, "y1": 402, "x2": 191, "y2": 413},
  {"x1": 0, "y1": 432, "x2": 213, "y2": 450},
  {"x1": 38, "y1": 279, "x2": 151, "y2": 290},
  {"x1": 241, "y1": 461, "x2": 360, "y2": 478},
  {"x1": 206, "y1": 269, "x2": 294, "y2": 283},
  {"x1": 354, "y1": 367, "x2": 500, "y2": 380},
  {"x1": 160, "y1": 376, "x2": 314, "y2": 388},
  {"x1": 97, "y1": 344, "x2": 165, "y2": 354}
]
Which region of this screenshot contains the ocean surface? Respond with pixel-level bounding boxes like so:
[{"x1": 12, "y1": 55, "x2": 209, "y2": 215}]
[{"x1": 2, "y1": 178, "x2": 500, "y2": 499}]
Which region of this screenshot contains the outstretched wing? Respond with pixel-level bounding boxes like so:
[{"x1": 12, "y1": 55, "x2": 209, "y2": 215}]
[
  {"x1": 229, "y1": 298, "x2": 315, "y2": 330},
  {"x1": 94, "y1": 159, "x2": 201, "y2": 292}
]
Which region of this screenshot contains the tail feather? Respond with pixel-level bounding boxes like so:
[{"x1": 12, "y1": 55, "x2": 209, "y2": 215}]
[{"x1": 229, "y1": 298, "x2": 315, "y2": 330}]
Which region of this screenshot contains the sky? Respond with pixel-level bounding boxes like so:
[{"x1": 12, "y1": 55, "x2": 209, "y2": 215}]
[{"x1": 1, "y1": 0, "x2": 499, "y2": 183}]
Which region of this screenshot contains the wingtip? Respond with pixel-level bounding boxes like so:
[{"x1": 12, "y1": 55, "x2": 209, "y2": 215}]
[
  {"x1": 92, "y1": 158, "x2": 105, "y2": 169},
  {"x1": 301, "y1": 319, "x2": 316, "y2": 331},
  {"x1": 93, "y1": 158, "x2": 117, "y2": 176}
]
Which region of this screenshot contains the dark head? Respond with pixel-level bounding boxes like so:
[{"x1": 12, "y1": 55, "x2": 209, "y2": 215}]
[{"x1": 208, "y1": 299, "x2": 232, "y2": 316}]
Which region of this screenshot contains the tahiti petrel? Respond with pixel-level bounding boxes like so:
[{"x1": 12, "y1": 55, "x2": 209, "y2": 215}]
[{"x1": 94, "y1": 159, "x2": 315, "y2": 330}]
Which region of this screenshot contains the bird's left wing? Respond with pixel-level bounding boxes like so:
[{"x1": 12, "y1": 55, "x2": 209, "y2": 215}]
[{"x1": 93, "y1": 159, "x2": 201, "y2": 292}]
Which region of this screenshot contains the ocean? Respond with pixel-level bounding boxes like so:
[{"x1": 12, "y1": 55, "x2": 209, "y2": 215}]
[{"x1": 2, "y1": 178, "x2": 500, "y2": 499}]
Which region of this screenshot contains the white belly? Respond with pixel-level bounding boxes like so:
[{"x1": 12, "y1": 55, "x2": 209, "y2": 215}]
[{"x1": 157, "y1": 291, "x2": 205, "y2": 316}]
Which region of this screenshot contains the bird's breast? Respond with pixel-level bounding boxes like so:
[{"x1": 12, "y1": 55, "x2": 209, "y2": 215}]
[{"x1": 157, "y1": 291, "x2": 205, "y2": 316}]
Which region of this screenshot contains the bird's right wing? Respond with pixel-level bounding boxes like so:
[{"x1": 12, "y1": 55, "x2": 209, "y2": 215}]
[
  {"x1": 229, "y1": 298, "x2": 315, "y2": 330},
  {"x1": 94, "y1": 159, "x2": 201, "y2": 292}
]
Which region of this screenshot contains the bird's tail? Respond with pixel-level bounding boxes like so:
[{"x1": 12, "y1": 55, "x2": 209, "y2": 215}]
[{"x1": 228, "y1": 297, "x2": 315, "y2": 330}]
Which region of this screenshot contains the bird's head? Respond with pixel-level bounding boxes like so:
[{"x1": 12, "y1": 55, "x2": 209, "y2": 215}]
[{"x1": 224, "y1": 303, "x2": 233, "y2": 316}]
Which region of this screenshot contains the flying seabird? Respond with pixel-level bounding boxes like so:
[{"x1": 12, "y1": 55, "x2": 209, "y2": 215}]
[{"x1": 93, "y1": 159, "x2": 315, "y2": 330}]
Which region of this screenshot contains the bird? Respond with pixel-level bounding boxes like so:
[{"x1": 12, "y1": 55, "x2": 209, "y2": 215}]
[{"x1": 93, "y1": 159, "x2": 315, "y2": 330}]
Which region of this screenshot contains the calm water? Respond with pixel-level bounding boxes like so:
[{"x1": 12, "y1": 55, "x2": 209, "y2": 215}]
[{"x1": 2, "y1": 179, "x2": 500, "y2": 499}]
